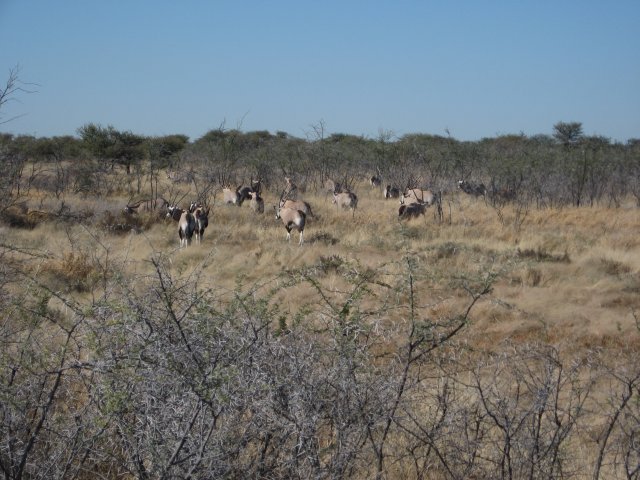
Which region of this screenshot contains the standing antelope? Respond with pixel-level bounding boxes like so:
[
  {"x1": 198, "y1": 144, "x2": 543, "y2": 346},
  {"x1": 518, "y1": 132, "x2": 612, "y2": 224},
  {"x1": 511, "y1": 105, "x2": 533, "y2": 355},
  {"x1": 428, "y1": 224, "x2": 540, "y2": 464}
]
[
  {"x1": 178, "y1": 211, "x2": 196, "y2": 248},
  {"x1": 237, "y1": 186, "x2": 254, "y2": 205},
  {"x1": 370, "y1": 175, "x2": 382, "y2": 188},
  {"x1": 324, "y1": 178, "x2": 341, "y2": 194},
  {"x1": 383, "y1": 185, "x2": 400, "y2": 199},
  {"x1": 332, "y1": 191, "x2": 358, "y2": 216},
  {"x1": 166, "y1": 205, "x2": 185, "y2": 221},
  {"x1": 251, "y1": 178, "x2": 262, "y2": 195},
  {"x1": 278, "y1": 198, "x2": 314, "y2": 218},
  {"x1": 398, "y1": 202, "x2": 427, "y2": 220},
  {"x1": 400, "y1": 188, "x2": 436, "y2": 206},
  {"x1": 222, "y1": 185, "x2": 242, "y2": 205},
  {"x1": 193, "y1": 206, "x2": 209, "y2": 244},
  {"x1": 274, "y1": 206, "x2": 306, "y2": 246},
  {"x1": 248, "y1": 191, "x2": 265, "y2": 213},
  {"x1": 284, "y1": 176, "x2": 298, "y2": 198}
]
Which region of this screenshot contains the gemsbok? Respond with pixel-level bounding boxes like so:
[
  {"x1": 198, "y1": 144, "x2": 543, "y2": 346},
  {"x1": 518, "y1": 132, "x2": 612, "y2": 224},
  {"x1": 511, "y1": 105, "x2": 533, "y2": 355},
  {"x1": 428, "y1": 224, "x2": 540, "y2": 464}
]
[
  {"x1": 193, "y1": 206, "x2": 209, "y2": 244},
  {"x1": 222, "y1": 185, "x2": 243, "y2": 205},
  {"x1": 166, "y1": 205, "x2": 185, "y2": 221},
  {"x1": 323, "y1": 178, "x2": 342, "y2": 202},
  {"x1": 248, "y1": 191, "x2": 265, "y2": 213},
  {"x1": 284, "y1": 176, "x2": 298, "y2": 198},
  {"x1": 400, "y1": 188, "x2": 436, "y2": 206},
  {"x1": 251, "y1": 178, "x2": 262, "y2": 195},
  {"x1": 398, "y1": 202, "x2": 427, "y2": 220},
  {"x1": 278, "y1": 192, "x2": 315, "y2": 218},
  {"x1": 237, "y1": 186, "x2": 254, "y2": 205},
  {"x1": 457, "y1": 180, "x2": 486, "y2": 197},
  {"x1": 274, "y1": 205, "x2": 306, "y2": 246},
  {"x1": 178, "y1": 211, "x2": 196, "y2": 248},
  {"x1": 332, "y1": 191, "x2": 358, "y2": 216},
  {"x1": 370, "y1": 175, "x2": 382, "y2": 188},
  {"x1": 124, "y1": 197, "x2": 169, "y2": 215},
  {"x1": 383, "y1": 185, "x2": 400, "y2": 199}
]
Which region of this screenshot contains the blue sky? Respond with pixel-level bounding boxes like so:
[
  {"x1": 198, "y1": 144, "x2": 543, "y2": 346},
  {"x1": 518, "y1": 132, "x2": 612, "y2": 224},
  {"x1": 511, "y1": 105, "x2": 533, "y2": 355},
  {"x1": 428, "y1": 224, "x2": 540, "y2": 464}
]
[{"x1": 1, "y1": 1, "x2": 638, "y2": 142}]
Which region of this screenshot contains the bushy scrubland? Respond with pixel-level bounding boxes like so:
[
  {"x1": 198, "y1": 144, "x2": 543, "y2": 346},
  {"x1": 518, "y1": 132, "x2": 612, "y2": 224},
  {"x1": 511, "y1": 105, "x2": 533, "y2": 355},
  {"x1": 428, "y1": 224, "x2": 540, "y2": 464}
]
[{"x1": 1, "y1": 126, "x2": 639, "y2": 478}]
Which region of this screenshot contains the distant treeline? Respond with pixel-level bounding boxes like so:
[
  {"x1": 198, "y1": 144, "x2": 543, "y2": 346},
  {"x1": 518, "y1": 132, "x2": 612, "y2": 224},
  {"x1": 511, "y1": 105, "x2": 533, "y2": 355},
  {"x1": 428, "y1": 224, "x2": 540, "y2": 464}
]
[{"x1": 1, "y1": 121, "x2": 639, "y2": 207}]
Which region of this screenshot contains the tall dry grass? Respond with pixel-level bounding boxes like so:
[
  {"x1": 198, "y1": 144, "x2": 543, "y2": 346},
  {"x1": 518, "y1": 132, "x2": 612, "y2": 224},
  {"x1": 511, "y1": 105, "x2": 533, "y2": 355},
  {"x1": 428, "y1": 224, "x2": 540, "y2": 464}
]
[{"x1": 3, "y1": 181, "x2": 639, "y2": 353}]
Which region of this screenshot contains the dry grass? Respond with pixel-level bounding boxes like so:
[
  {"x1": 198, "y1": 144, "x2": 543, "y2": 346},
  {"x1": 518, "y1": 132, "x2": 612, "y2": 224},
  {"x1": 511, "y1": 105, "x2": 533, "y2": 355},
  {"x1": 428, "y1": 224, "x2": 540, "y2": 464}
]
[{"x1": 3, "y1": 180, "x2": 640, "y2": 355}]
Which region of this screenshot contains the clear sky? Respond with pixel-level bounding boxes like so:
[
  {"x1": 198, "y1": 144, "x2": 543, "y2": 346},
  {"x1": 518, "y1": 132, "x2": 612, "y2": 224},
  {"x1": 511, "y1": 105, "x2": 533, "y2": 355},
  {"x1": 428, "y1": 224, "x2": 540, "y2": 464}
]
[{"x1": 1, "y1": 1, "x2": 638, "y2": 142}]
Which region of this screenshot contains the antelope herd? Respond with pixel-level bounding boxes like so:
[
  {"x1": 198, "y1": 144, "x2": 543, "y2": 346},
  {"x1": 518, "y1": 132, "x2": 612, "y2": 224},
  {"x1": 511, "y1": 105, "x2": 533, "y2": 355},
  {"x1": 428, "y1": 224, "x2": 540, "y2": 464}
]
[{"x1": 122, "y1": 174, "x2": 505, "y2": 248}]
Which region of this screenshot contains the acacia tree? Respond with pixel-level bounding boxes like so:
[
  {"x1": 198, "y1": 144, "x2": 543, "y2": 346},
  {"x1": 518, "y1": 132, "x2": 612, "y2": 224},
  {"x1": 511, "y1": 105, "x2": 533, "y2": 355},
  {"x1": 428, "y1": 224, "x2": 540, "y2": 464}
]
[
  {"x1": 553, "y1": 121, "x2": 583, "y2": 146},
  {"x1": 77, "y1": 123, "x2": 146, "y2": 175}
]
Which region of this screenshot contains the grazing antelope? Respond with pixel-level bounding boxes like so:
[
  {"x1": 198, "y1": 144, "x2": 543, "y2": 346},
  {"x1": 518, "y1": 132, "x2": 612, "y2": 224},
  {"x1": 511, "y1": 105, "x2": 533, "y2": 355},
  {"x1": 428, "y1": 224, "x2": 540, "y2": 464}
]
[
  {"x1": 193, "y1": 206, "x2": 209, "y2": 244},
  {"x1": 332, "y1": 191, "x2": 358, "y2": 216},
  {"x1": 274, "y1": 206, "x2": 306, "y2": 246},
  {"x1": 383, "y1": 185, "x2": 400, "y2": 199},
  {"x1": 166, "y1": 205, "x2": 185, "y2": 221},
  {"x1": 124, "y1": 198, "x2": 169, "y2": 215},
  {"x1": 457, "y1": 180, "x2": 486, "y2": 197},
  {"x1": 178, "y1": 211, "x2": 196, "y2": 248},
  {"x1": 398, "y1": 202, "x2": 427, "y2": 220},
  {"x1": 248, "y1": 191, "x2": 265, "y2": 213},
  {"x1": 400, "y1": 188, "x2": 436, "y2": 206}
]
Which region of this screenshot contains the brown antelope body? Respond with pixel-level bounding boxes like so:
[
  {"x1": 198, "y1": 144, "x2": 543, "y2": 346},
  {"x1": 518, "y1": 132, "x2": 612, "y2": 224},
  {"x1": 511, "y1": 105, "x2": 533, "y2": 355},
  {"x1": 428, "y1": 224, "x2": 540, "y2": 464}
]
[
  {"x1": 383, "y1": 185, "x2": 400, "y2": 199},
  {"x1": 398, "y1": 202, "x2": 427, "y2": 220},
  {"x1": 458, "y1": 180, "x2": 486, "y2": 197}
]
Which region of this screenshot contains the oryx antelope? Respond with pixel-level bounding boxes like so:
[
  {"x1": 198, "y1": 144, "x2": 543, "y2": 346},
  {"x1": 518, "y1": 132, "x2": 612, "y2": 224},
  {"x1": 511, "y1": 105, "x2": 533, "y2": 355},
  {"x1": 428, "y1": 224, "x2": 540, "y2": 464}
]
[
  {"x1": 274, "y1": 206, "x2": 306, "y2": 246},
  {"x1": 278, "y1": 198, "x2": 314, "y2": 218},
  {"x1": 166, "y1": 205, "x2": 185, "y2": 221},
  {"x1": 284, "y1": 176, "x2": 298, "y2": 198},
  {"x1": 193, "y1": 206, "x2": 209, "y2": 244},
  {"x1": 251, "y1": 178, "x2": 262, "y2": 195},
  {"x1": 398, "y1": 202, "x2": 427, "y2": 220},
  {"x1": 178, "y1": 211, "x2": 196, "y2": 248},
  {"x1": 457, "y1": 180, "x2": 486, "y2": 197},
  {"x1": 237, "y1": 186, "x2": 254, "y2": 205},
  {"x1": 222, "y1": 185, "x2": 243, "y2": 205},
  {"x1": 248, "y1": 191, "x2": 265, "y2": 213},
  {"x1": 370, "y1": 175, "x2": 382, "y2": 188},
  {"x1": 124, "y1": 198, "x2": 168, "y2": 215},
  {"x1": 324, "y1": 178, "x2": 342, "y2": 194},
  {"x1": 400, "y1": 188, "x2": 436, "y2": 206},
  {"x1": 383, "y1": 185, "x2": 400, "y2": 199},
  {"x1": 332, "y1": 191, "x2": 358, "y2": 215}
]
